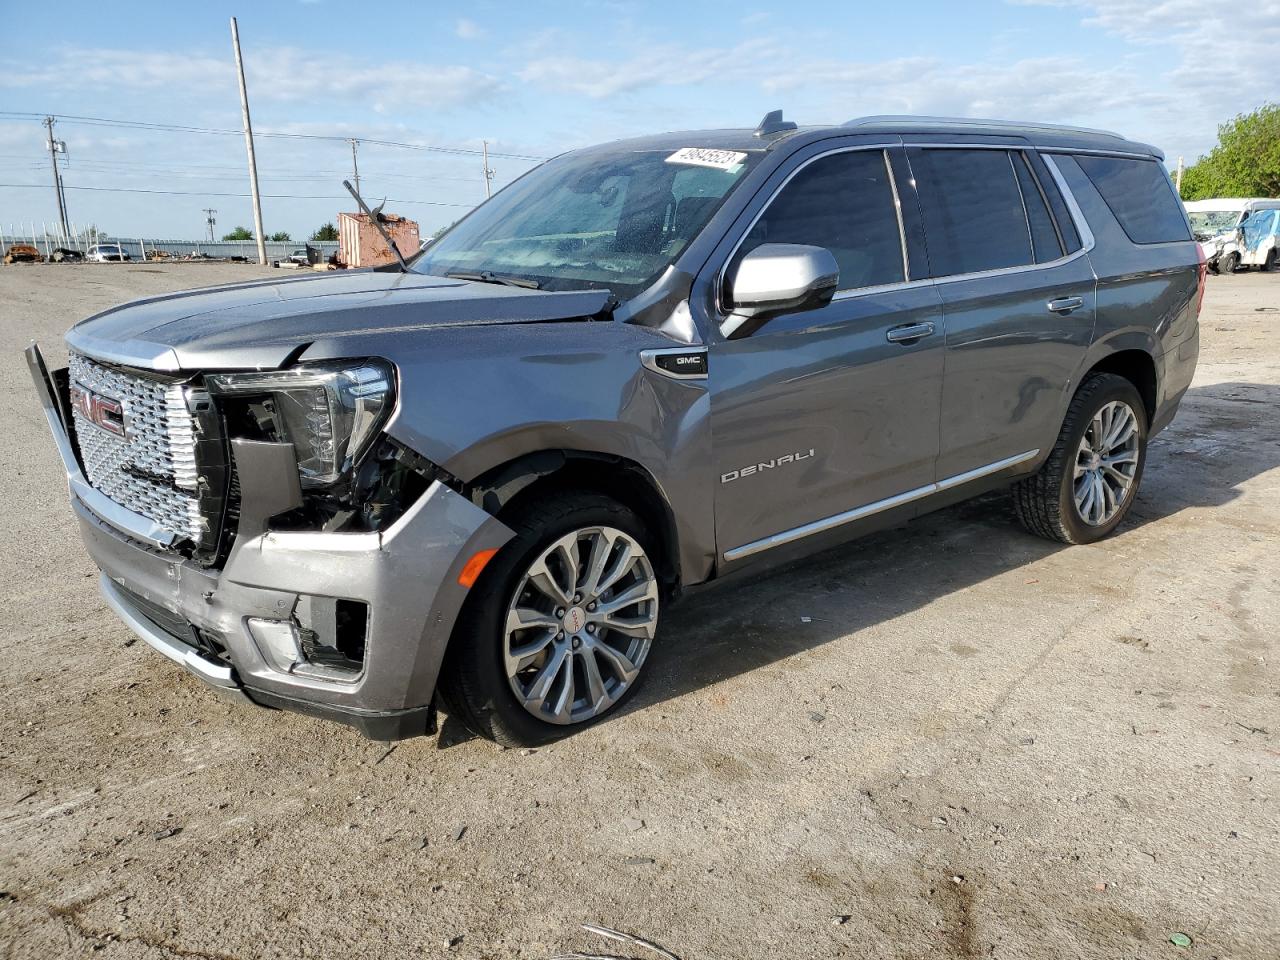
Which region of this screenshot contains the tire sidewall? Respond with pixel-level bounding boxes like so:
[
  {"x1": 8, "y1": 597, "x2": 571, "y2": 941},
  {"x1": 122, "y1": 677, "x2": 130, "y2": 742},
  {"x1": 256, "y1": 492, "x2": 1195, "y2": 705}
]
[
  {"x1": 451, "y1": 496, "x2": 658, "y2": 745},
  {"x1": 1057, "y1": 379, "x2": 1148, "y2": 543}
]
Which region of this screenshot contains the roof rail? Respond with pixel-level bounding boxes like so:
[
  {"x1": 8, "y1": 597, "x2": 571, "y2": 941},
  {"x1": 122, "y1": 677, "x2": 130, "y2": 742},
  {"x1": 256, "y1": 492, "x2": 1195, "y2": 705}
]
[{"x1": 843, "y1": 115, "x2": 1127, "y2": 140}]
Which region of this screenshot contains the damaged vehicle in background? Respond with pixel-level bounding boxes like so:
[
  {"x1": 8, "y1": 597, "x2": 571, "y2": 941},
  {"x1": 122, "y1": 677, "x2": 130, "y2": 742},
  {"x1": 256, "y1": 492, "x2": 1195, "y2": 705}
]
[
  {"x1": 1186, "y1": 197, "x2": 1280, "y2": 273},
  {"x1": 86, "y1": 243, "x2": 132, "y2": 263},
  {"x1": 28, "y1": 112, "x2": 1201, "y2": 747}
]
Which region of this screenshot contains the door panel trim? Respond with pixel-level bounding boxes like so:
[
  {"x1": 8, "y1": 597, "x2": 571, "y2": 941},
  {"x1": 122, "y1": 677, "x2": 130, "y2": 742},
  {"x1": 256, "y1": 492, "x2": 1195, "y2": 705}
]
[{"x1": 722, "y1": 448, "x2": 1040, "y2": 562}]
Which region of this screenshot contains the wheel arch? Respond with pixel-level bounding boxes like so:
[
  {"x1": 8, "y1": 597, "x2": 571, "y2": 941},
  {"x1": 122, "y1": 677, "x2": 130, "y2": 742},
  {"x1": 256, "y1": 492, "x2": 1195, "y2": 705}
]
[
  {"x1": 1083, "y1": 348, "x2": 1158, "y2": 426},
  {"x1": 464, "y1": 449, "x2": 684, "y2": 598}
]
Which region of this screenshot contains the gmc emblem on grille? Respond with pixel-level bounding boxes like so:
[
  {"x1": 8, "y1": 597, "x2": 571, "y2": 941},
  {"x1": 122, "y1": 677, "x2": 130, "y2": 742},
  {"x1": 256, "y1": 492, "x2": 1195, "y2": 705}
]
[{"x1": 70, "y1": 383, "x2": 128, "y2": 438}]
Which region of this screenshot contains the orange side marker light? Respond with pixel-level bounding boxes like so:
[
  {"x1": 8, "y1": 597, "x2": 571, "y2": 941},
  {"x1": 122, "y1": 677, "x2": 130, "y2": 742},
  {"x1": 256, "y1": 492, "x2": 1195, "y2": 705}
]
[{"x1": 458, "y1": 548, "x2": 499, "y2": 588}]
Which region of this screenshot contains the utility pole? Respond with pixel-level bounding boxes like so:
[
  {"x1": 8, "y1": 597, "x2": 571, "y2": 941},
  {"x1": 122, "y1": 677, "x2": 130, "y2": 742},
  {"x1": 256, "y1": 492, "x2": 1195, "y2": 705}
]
[
  {"x1": 482, "y1": 140, "x2": 494, "y2": 199},
  {"x1": 203, "y1": 208, "x2": 217, "y2": 243},
  {"x1": 348, "y1": 138, "x2": 361, "y2": 195},
  {"x1": 229, "y1": 17, "x2": 267, "y2": 265},
  {"x1": 43, "y1": 117, "x2": 71, "y2": 240}
]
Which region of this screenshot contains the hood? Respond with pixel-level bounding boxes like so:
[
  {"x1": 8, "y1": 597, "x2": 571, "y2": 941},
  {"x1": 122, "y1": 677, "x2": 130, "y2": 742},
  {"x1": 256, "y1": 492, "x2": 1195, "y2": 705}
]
[{"x1": 65, "y1": 270, "x2": 614, "y2": 371}]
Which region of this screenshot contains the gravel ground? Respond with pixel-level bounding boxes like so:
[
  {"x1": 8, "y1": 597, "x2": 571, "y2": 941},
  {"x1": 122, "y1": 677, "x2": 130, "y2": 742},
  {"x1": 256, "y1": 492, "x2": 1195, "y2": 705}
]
[{"x1": 0, "y1": 262, "x2": 1276, "y2": 960}]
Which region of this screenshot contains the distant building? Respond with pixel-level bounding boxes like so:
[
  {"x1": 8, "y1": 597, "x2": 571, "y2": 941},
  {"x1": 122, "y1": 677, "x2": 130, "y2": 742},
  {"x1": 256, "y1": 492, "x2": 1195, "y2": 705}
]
[{"x1": 337, "y1": 211, "x2": 420, "y2": 268}]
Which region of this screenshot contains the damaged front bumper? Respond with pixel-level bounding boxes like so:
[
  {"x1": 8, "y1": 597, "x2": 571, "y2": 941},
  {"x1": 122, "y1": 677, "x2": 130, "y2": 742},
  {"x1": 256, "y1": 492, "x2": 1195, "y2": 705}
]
[{"x1": 27, "y1": 344, "x2": 514, "y2": 740}]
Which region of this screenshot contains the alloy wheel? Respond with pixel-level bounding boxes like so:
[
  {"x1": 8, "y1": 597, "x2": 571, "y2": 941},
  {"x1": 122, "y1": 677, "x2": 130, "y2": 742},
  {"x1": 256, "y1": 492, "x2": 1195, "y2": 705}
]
[
  {"x1": 503, "y1": 526, "x2": 658, "y2": 725},
  {"x1": 1073, "y1": 400, "x2": 1140, "y2": 526}
]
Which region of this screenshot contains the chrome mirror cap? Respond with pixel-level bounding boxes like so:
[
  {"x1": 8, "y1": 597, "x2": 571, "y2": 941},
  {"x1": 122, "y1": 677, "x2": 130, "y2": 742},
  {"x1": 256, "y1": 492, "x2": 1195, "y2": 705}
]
[{"x1": 723, "y1": 243, "x2": 839, "y2": 337}]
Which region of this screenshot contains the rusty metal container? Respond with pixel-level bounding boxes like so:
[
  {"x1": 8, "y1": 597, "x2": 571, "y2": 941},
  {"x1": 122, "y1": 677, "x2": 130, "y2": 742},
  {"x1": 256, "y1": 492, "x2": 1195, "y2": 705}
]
[{"x1": 337, "y1": 212, "x2": 420, "y2": 268}]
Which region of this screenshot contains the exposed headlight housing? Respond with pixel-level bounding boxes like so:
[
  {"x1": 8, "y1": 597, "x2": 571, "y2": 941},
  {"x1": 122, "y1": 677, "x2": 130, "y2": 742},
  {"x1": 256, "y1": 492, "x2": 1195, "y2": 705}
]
[{"x1": 209, "y1": 361, "x2": 395, "y2": 488}]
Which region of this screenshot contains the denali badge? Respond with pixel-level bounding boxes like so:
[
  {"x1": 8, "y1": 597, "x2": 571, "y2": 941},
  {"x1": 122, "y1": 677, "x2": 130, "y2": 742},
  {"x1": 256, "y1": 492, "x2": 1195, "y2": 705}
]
[
  {"x1": 69, "y1": 383, "x2": 127, "y2": 438},
  {"x1": 721, "y1": 449, "x2": 815, "y2": 483}
]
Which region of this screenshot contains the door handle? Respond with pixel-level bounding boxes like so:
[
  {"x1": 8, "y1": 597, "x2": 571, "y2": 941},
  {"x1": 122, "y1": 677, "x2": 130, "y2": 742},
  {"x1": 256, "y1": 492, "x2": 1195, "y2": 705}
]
[
  {"x1": 1047, "y1": 296, "x2": 1085, "y2": 314},
  {"x1": 885, "y1": 321, "x2": 935, "y2": 344}
]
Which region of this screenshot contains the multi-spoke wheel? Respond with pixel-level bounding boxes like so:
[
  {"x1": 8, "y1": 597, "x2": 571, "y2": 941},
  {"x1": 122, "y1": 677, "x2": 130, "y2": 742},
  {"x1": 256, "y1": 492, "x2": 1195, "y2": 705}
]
[
  {"x1": 437, "y1": 493, "x2": 661, "y2": 746},
  {"x1": 1013, "y1": 373, "x2": 1148, "y2": 544},
  {"x1": 1072, "y1": 400, "x2": 1140, "y2": 526},
  {"x1": 504, "y1": 526, "x2": 657, "y2": 725}
]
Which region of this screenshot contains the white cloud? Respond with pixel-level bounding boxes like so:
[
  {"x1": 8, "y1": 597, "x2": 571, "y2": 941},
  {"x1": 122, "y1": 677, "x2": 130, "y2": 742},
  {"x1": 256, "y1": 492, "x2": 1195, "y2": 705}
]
[
  {"x1": 455, "y1": 18, "x2": 484, "y2": 40},
  {"x1": 519, "y1": 38, "x2": 777, "y2": 98},
  {"x1": 1, "y1": 45, "x2": 504, "y2": 111}
]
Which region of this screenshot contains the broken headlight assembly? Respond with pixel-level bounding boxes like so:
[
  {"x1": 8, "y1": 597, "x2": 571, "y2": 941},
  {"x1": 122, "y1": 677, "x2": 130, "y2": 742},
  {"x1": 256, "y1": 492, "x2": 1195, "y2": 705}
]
[{"x1": 209, "y1": 361, "x2": 395, "y2": 492}]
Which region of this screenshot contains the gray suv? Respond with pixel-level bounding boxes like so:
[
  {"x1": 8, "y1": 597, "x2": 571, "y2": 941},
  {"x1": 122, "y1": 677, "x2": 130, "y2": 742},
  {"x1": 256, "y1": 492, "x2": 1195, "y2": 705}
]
[{"x1": 27, "y1": 113, "x2": 1202, "y2": 746}]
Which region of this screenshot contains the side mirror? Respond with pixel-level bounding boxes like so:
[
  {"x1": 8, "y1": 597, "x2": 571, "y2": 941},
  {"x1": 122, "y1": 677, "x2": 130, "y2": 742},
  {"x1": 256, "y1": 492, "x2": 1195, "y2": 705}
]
[{"x1": 723, "y1": 243, "x2": 839, "y2": 337}]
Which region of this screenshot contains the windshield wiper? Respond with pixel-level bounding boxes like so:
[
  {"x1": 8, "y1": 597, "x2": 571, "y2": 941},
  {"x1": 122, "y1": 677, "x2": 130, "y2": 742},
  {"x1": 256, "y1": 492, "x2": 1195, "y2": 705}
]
[{"x1": 445, "y1": 270, "x2": 541, "y2": 289}]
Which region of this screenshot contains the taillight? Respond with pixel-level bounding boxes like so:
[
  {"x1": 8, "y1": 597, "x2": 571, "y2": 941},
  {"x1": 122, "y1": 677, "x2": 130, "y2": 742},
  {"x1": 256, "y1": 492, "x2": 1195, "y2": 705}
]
[{"x1": 1195, "y1": 244, "x2": 1208, "y2": 315}]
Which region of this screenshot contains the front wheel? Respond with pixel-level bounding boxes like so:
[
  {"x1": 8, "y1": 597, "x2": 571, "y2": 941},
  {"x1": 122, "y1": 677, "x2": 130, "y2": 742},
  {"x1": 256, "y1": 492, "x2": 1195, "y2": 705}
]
[
  {"x1": 437, "y1": 492, "x2": 660, "y2": 746},
  {"x1": 1220, "y1": 251, "x2": 1240, "y2": 274},
  {"x1": 1013, "y1": 373, "x2": 1147, "y2": 544}
]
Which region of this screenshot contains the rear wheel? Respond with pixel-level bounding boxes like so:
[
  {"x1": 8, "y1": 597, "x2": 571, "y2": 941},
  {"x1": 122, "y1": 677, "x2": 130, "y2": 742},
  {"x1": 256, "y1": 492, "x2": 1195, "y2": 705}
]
[
  {"x1": 1013, "y1": 373, "x2": 1147, "y2": 544},
  {"x1": 1262, "y1": 249, "x2": 1276, "y2": 272},
  {"x1": 437, "y1": 492, "x2": 660, "y2": 746}
]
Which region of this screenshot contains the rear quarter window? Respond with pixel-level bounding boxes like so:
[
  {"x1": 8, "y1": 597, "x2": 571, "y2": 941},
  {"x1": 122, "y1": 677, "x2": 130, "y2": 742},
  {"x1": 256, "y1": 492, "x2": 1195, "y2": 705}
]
[{"x1": 1074, "y1": 155, "x2": 1190, "y2": 244}]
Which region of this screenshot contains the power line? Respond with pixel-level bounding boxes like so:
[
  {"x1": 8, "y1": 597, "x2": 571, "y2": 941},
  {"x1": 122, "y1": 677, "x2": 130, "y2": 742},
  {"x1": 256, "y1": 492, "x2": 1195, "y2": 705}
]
[
  {"x1": 0, "y1": 182, "x2": 477, "y2": 208},
  {"x1": 0, "y1": 110, "x2": 550, "y2": 161},
  {"x1": 0, "y1": 155, "x2": 486, "y2": 183}
]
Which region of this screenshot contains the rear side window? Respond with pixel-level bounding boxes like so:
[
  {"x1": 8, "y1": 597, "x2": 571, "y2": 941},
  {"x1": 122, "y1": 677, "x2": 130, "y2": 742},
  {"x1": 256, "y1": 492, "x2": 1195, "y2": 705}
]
[
  {"x1": 1027, "y1": 152, "x2": 1081, "y2": 253},
  {"x1": 909, "y1": 148, "x2": 1034, "y2": 276},
  {"x1": 735, "y1": 149, "x2": 906, "y2": 290},
  {"x1": 1074, "y1": 155, "x2": 1190, "y2": 244},
  {"x1": 1012, "y1": 153, "x2": 1063, "y2": 263}
]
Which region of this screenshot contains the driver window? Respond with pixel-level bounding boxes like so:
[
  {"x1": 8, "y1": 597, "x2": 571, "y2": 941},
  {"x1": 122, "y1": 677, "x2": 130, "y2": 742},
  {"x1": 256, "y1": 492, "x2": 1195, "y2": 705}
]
[{"x1": 734, "y1": 150, "x2": 906, "y2": 290}]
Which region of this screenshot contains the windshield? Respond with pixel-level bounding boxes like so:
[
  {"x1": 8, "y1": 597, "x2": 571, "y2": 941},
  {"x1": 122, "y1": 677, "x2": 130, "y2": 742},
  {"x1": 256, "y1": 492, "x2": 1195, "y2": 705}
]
[
  {"x1": 1188, "y1": 210, "x2": 1241, "y2": 238},
  {"x1": 413, "y1": 146, "x2": 762, "y2": 299}
]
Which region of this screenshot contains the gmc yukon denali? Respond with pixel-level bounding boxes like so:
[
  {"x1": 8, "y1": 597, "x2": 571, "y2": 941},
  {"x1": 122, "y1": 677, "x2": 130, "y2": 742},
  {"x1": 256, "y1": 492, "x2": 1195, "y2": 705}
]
[{"x1": 27, "y1": 113, "x2": 1202, "y2": 746}]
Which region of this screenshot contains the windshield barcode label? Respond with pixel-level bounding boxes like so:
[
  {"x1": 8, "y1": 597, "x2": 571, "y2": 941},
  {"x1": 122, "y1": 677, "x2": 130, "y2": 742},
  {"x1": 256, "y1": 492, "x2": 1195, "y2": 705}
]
[{"x1": 665, "y1": 148, "x2": 747, "y2": 172}]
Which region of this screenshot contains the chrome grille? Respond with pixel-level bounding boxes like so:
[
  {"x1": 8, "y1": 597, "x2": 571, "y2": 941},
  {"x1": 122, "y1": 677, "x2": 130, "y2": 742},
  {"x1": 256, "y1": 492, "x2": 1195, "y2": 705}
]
[{"x1": 68, "y1": 353, "x2": 204, "y2": 544}]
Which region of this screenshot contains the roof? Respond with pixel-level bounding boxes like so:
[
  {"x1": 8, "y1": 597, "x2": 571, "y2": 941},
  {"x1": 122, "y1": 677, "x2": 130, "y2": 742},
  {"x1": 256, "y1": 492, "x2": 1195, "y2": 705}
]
[
  {"x1": 841, "y1": 115, "x2": 1162, "y2": 158},
  {"x1": 580, "y1": 113, "x2": 1163, "y2": 160}
]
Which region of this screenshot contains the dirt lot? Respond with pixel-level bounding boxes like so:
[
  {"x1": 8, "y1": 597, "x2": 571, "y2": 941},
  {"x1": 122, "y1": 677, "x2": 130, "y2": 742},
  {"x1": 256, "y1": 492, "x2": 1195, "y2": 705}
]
[{"x1": 0, "y1": 262, "x2": 1276, "y2": 960}]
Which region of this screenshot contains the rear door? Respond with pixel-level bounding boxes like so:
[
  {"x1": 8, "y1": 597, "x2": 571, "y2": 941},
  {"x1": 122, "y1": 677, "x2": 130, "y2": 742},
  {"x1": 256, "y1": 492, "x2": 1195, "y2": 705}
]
[
  {"x1": 906, "y1": 145, "x2": 1096, "y2": 479},
  {"x1": 705, "y1": 143, "x2": 945, "y2": 562}
]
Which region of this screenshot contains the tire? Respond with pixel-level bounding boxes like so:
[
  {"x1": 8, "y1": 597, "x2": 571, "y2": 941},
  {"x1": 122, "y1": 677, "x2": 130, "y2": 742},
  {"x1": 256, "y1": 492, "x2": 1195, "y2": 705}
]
[
  {"x1": 1262, "y1": 249, "x2": 1276, "y2": 273},
  {"x1": 1220, "y1": 251, "x2": 1240, "y2": 274},
  {"x1": 437, "y1": 491, "x2": 661, "y2": 747},
  {"x1": 1012, "y1": 373, "x2": 1148, "y2": 545}
]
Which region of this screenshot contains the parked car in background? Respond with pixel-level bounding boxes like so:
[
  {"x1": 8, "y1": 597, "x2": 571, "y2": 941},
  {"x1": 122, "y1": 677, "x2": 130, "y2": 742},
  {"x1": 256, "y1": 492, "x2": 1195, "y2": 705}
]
[
  {"x1": 50, "y1": 247, "x2": 85, "y2": 263},
  {"x1": 86, "y1": 243, "x2": 131, "y2": 263},
  {"x1": 28, "y1": 113, "x2": 1201, "y2": 747},
  {"x1": 3, "y1": 243, "x2": 43, "y2": 264},
  {"x1": 1185, "y1": 197, "x2": 1280, "y2": 273}
]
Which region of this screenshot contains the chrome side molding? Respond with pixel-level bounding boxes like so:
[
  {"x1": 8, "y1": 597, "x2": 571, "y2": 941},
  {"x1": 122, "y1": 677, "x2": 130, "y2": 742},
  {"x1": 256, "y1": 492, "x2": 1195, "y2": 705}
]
[{"x1": 723, "y1": 449, "x2": 1040, "y2": 562}]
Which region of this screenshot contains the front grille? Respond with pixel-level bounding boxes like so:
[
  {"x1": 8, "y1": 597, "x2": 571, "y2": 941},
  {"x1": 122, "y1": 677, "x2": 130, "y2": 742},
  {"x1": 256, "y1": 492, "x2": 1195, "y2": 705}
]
[{"x1": 68, "y1": 353, "x2": 205, "y2": 545}]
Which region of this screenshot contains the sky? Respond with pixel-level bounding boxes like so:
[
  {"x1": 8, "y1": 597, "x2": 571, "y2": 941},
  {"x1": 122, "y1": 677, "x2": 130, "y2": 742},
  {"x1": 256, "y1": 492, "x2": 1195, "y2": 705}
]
[{"x1": 1, "y1": 0, "x2": 1277, "y2": 241}]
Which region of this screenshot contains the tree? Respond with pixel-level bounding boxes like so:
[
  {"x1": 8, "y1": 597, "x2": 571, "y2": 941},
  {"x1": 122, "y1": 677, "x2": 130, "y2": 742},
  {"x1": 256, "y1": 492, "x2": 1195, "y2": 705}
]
[
  {"x1": 310, "y1": 222, "x2": 338, "y2": 241},
  {"x1": 269, "y1": 231, "x2": 291, "y2": 242},
  {"x1": 1181, "y1": 103, "x2": 1280, "y2": 200},
  {"x1": 222, "y1": 226, "x2": 254, "y2": 241}
]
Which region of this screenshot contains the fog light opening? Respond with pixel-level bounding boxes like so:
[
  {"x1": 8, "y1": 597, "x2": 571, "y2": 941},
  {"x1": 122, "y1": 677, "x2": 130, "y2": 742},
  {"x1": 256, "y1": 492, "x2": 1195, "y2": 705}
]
[{"x1": 294, "y1": 595, "x2": 368, "y2": 675}]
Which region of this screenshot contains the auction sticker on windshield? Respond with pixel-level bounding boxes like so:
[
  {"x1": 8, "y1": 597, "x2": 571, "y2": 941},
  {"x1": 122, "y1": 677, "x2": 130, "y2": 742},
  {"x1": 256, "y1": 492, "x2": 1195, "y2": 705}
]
[{"x1": 665, "y1": 147, "x2": 748, "y2": 172}]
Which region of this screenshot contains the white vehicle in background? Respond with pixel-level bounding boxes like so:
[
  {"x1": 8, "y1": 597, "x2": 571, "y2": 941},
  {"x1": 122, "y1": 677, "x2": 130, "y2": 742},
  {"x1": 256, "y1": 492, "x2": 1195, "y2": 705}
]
[
  {"x1": 85, "y1": 243, "x2": 131, "y2": 263},
  {"x1": 1185, "y1": 198, "x2": 1280, "y2": 274}
]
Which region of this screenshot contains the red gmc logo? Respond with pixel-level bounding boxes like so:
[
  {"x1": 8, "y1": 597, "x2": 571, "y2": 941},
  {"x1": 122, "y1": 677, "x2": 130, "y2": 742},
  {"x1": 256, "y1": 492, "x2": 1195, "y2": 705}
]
[{"x1": 70, "y1": 383, "x2": 127, "y2": 438}]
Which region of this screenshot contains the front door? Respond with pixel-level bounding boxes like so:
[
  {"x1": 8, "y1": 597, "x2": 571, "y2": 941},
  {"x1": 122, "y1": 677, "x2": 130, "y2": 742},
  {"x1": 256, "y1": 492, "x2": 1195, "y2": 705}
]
[{"x1": 706, "y1": 145, "x2": 945, "y2": 562}]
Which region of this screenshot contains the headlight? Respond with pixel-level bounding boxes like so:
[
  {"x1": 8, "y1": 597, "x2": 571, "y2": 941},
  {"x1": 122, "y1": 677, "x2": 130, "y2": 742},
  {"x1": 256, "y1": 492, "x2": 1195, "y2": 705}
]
[{"x1": 209, "y1": 361, "x2": 395, "y2": 488}]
